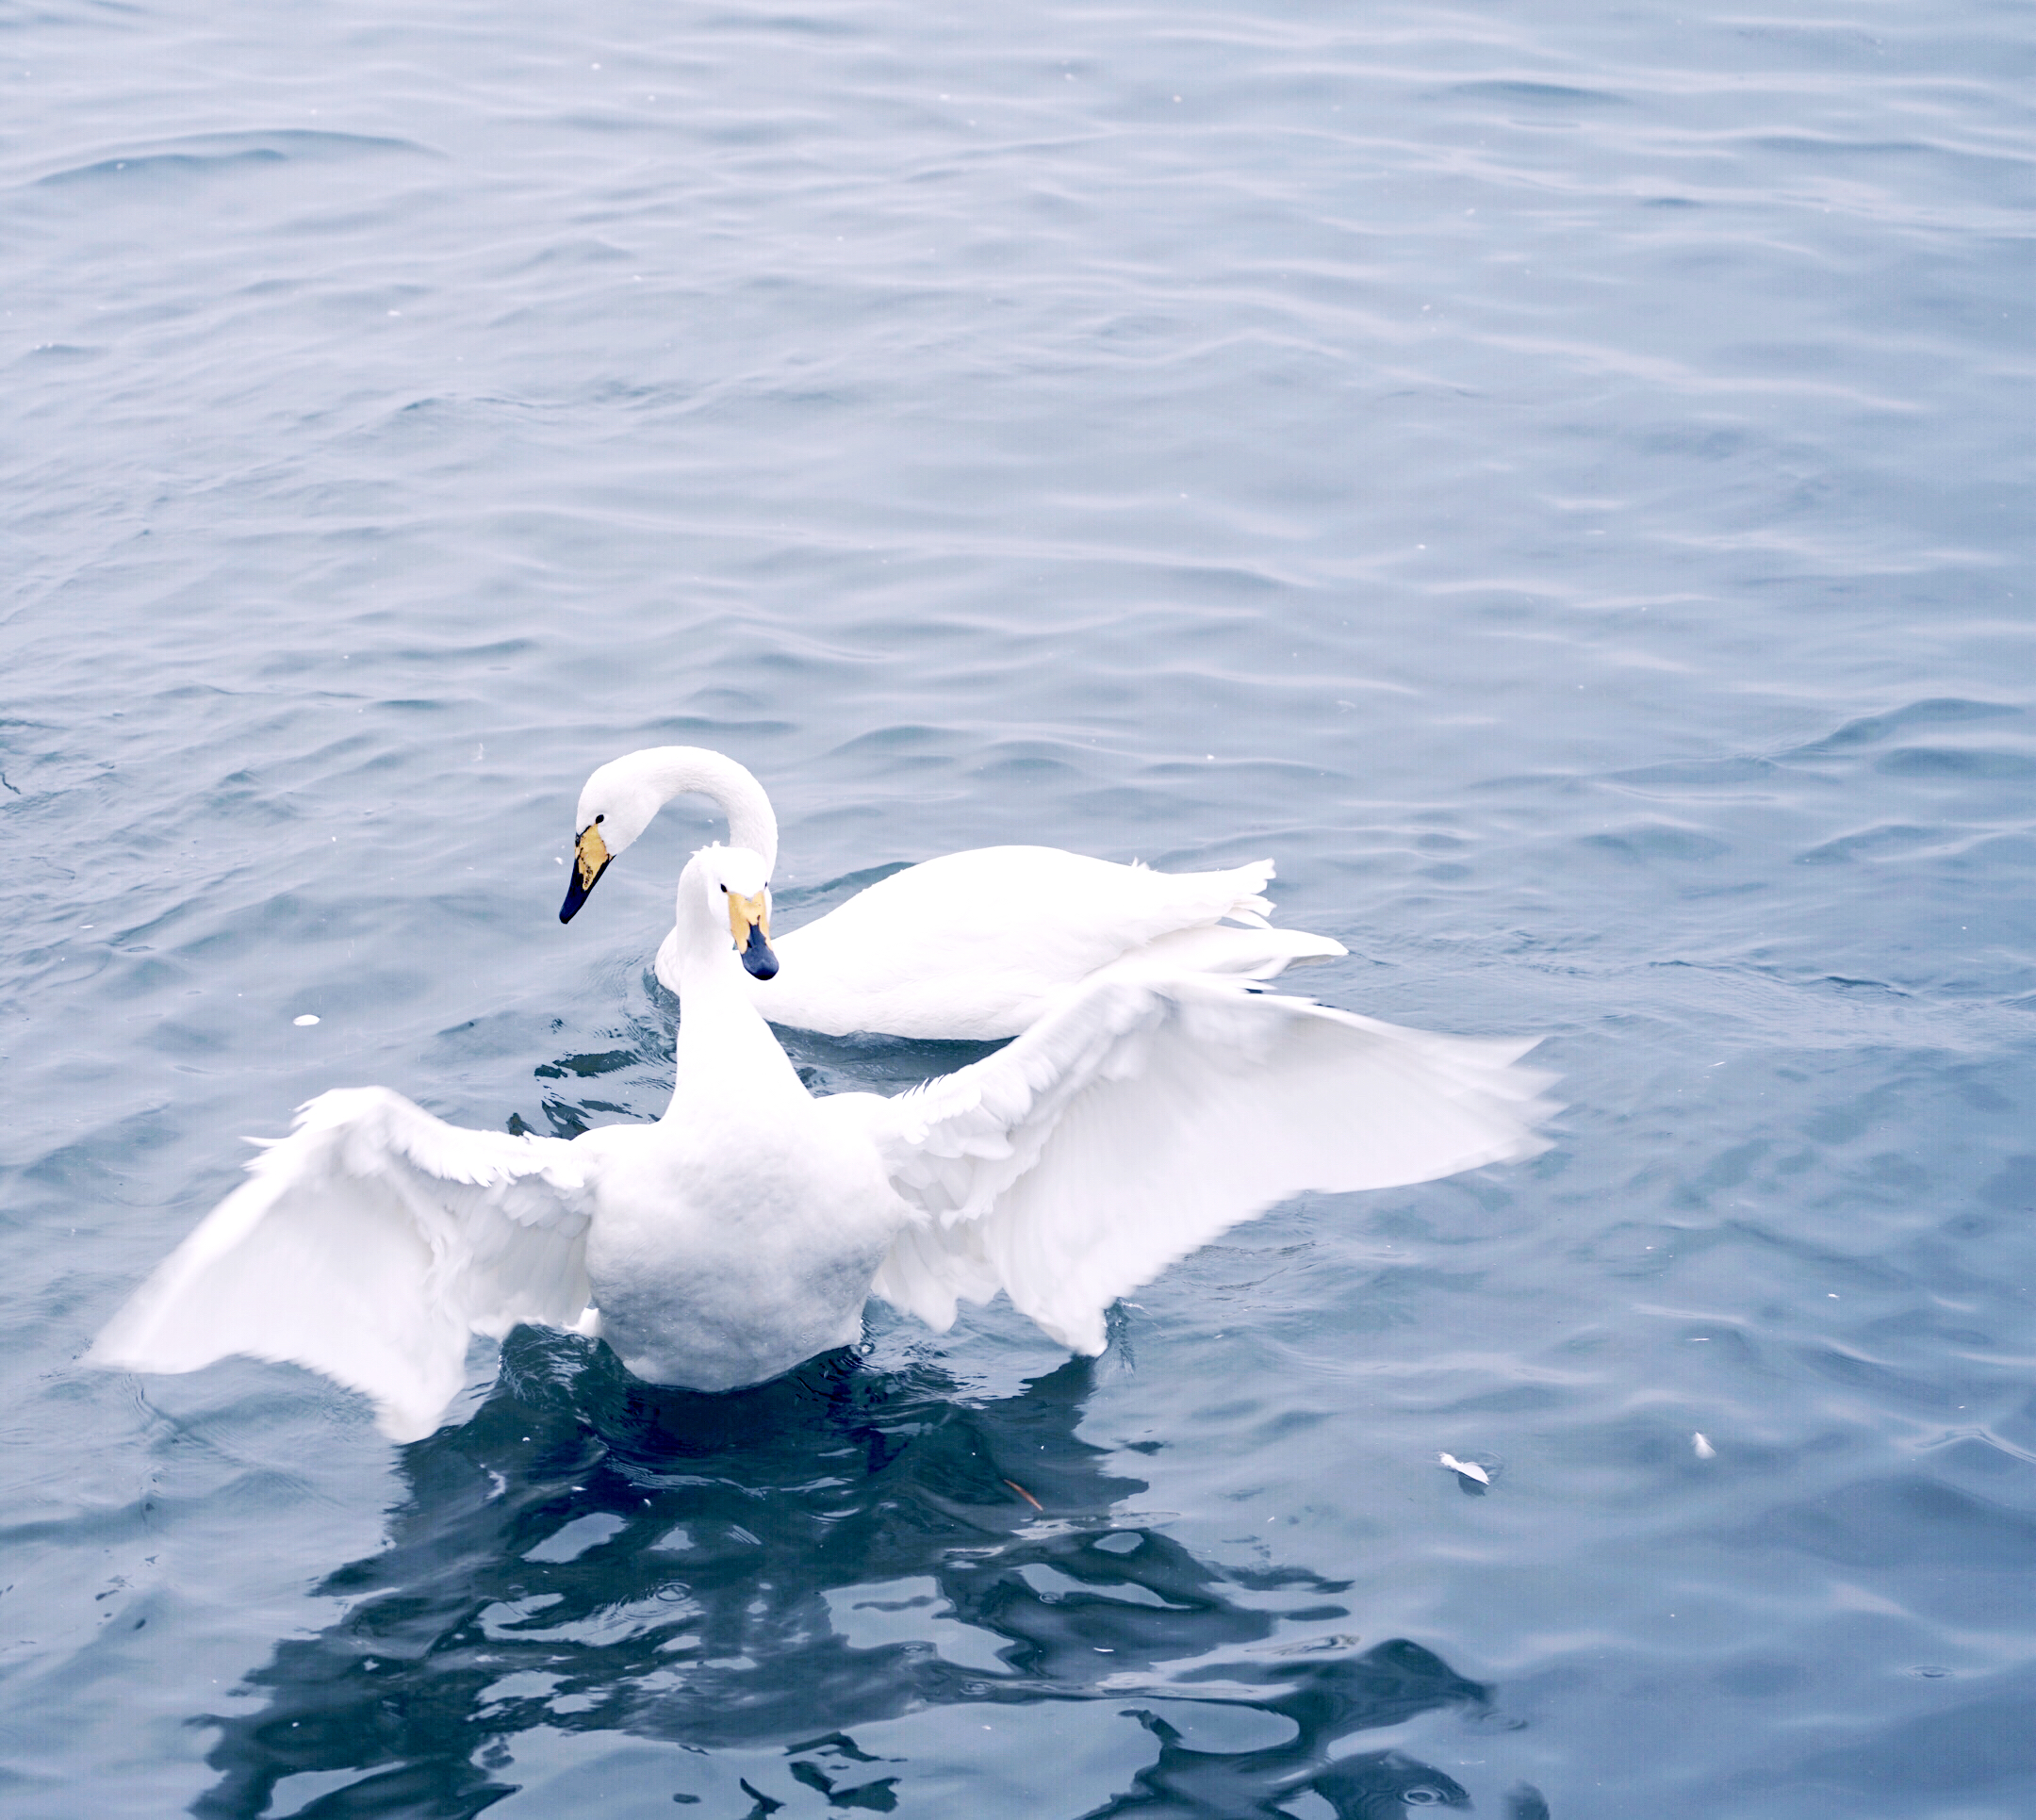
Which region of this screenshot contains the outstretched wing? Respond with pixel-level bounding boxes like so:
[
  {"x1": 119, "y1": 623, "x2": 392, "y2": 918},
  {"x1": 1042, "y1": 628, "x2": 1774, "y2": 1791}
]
[
  {"x1": 859, "y1": 978, "x2": 1555, "y2": 1353},
  {"x1": 90, "y1": 1087, "x2": 594, "y2": 1442}
]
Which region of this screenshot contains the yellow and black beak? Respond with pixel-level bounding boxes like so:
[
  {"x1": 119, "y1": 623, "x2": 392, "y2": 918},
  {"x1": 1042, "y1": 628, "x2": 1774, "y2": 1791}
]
[
  {"x1": 727, "y1": 887, "x2": 778, "y2": 980},
  {"x1": 559, "y1": 823, "x2": 612, "y2": 923}
]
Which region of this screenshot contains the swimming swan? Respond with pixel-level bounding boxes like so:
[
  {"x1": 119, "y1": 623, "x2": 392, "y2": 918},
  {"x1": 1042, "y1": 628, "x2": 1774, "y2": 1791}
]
[
  {"x1": 91, "y1": 844, "x2": 1554, "y2": 1442},
  {"x1": 560, "y1": 746, "x2": 1346, "y2": 1039}
]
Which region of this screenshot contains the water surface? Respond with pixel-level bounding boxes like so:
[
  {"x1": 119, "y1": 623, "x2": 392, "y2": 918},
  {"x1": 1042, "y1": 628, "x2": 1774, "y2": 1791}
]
[{"x1": 5, "y1": 0, "x2": 2035, "y2": 1814}]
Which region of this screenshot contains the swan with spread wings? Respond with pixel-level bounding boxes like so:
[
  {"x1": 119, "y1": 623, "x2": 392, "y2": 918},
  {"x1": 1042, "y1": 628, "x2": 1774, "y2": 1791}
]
[{"x1": 92, "y1": 843, "x2": 1553, "y2": 1442}]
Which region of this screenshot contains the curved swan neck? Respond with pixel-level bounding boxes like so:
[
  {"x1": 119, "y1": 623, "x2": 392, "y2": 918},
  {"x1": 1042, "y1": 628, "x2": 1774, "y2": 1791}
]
[{"x1": 633, "y1": 747, "x2": 779, "y2": 875}]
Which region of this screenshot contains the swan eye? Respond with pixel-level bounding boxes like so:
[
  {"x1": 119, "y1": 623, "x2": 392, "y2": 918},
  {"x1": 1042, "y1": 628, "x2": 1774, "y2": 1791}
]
[
  {"x1": 594, "y1": 813, "x2": 604, "y2": 824},
  {"x1": 720, "y1": 884, "x2": 728, "y2": 894}
]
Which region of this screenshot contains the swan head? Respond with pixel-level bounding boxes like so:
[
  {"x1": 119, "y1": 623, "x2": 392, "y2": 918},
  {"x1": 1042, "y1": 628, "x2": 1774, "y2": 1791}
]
[
  {"x1": 560, "y1": 747, "x2": 779, "y2": 924},
  {"x1": 676, "y1": 844, "x2": 779, "y2": 982},
  {"x1": 560, "y1": 755, "x2": 673, "y2": 922}
]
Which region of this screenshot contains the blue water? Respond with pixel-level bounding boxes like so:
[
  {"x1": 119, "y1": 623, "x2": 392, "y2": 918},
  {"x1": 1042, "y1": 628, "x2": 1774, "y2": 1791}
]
[{"x1": 6, "y1": 0, "x2": 2035, "y2": 1813}]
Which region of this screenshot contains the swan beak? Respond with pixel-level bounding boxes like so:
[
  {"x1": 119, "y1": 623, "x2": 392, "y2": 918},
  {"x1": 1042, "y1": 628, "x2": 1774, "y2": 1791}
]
[
  {"x1": 728, "y1": 888, "x2": 778, "y2": 980},
  {"x1": 559, "y1": 824, "x2": 612, "y2": 923}
]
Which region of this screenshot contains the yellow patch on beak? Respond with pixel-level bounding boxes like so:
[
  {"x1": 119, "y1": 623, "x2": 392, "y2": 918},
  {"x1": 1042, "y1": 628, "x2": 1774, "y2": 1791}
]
[
  {"x1": 727, "y1": 887, "x2": 770, "y2": 947},
  {"x1": 575, "y1": 823, "x2": 610, "y2": 890}
]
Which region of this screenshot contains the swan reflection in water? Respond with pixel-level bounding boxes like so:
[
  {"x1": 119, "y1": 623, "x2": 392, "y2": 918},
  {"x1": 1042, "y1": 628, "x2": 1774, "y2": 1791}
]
[{"x1": 194, "y1": 1335, "x2": 1549, "y2": 1819}]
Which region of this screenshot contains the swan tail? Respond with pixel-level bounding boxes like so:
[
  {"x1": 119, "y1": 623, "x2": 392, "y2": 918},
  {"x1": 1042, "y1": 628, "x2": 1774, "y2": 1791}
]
[
  {"x1": 1212, "y1": 859, "x2": 1276, "y2": 927},
  {"x1": 1092, "y1": 923, "x2": 1348, "y2": 986}
]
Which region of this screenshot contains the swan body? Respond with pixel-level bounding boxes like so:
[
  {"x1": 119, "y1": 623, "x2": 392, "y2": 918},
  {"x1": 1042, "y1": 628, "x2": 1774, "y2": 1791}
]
[
  {"x1": 563, "y1": 746, "x2": 1346, "y2": 1039},
  {"x1": 92, "y1": 844, "x2": 1555, "y2": 1443}
]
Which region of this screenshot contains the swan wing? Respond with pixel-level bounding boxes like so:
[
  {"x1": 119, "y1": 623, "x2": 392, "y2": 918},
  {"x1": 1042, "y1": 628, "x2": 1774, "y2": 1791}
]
[
  {"x1": 90, "y1": 1087, "x2": 594, "y2": 1442},
  {"x1": 862, "y1": 977, "x2": 1554, "y2": 1353}
]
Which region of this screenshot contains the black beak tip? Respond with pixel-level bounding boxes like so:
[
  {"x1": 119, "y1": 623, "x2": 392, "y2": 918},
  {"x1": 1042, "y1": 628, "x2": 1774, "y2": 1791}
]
[
  {"x1": 559, "y1": 853, "x2": 610, "y2": 925},
  {"x1": 741, "y1": 925, "x2": 779, "y2": 980}
]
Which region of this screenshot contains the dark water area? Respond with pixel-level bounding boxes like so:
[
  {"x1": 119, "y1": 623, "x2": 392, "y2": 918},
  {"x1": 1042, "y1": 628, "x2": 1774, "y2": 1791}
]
[
  {"x1": 198, "y1": 1341, "x2": 1499, "y2": 1820},
  {"x1": 6, "y1": 0, "x2": 2036, "y2": 1814}
]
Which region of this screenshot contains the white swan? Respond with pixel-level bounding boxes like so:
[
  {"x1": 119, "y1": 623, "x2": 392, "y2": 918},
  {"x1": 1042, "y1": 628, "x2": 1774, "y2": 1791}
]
[
  {"x1": 559, "y1": 746, "x2": 1346, "y2": 1039},
  {"x1": 91, "y1": 844, "x2": 1554, "y2": 1442}
]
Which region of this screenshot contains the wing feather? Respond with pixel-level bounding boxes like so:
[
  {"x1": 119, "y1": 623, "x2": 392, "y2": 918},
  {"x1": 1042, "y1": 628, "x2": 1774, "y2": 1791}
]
[
  {"x1": 90, "y1": 1087, "x2": 593, "y2": 1441},
  {"x1": 862, "y1": 979, "x2": 1554, "y2": 1353}
]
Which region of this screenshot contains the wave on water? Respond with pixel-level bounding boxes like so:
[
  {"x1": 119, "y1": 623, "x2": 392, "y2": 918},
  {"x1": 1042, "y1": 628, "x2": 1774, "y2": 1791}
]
[{"x1": 195, "y1": 1337, "x2": 1515, "y2": 1819}]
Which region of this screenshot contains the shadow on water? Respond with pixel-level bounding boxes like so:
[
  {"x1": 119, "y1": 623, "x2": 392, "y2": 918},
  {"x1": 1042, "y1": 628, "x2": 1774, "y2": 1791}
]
[{"x1": 195, "y1": 1335, "x2": 1519, "y2": 1819}]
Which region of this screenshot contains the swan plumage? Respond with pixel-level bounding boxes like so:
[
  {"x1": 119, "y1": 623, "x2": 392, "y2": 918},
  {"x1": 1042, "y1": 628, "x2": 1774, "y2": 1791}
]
[
  {"x1": 92, "y1": 843, "x2": 1554, "y2": 1443},
  {"x1": 562, "y1": 746, "x2": 1346, "y2": 1039}
]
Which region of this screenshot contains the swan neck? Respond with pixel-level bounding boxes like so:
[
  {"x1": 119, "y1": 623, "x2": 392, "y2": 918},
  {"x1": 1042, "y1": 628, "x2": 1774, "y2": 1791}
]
[
  {"x1": 669, "y1": 953, "x2": 801, "y2": 1104},
  {"x1": 640, "y1": 747, "x2": 779, "y2": 874}
]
